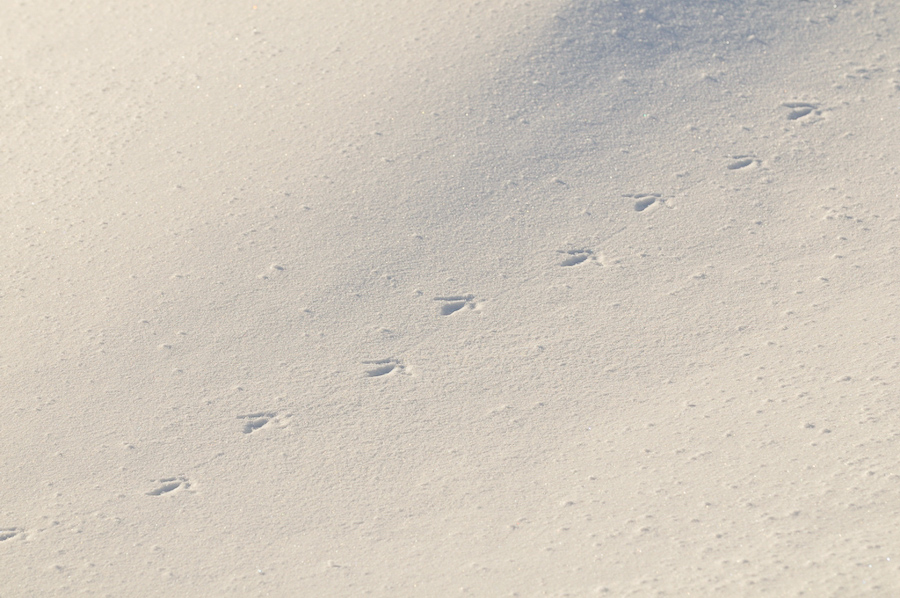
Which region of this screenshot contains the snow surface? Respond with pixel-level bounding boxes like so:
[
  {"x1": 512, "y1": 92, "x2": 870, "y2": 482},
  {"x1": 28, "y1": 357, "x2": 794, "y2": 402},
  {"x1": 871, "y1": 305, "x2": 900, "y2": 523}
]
[{"x1": 3, "y1": 0, "x2": 900, "y2": 595}]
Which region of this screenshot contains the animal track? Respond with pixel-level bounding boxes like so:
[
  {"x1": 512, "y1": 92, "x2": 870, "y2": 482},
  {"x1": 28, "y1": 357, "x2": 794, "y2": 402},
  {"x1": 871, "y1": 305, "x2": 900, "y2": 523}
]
[
  {"x1": 783, "y1": 102, "x2": 819, "y2": 120},
  {"x1": 146, "y1": 476, "x2": 189, "y2": 496},
  {"x1": 0, "y1": 527, "x2": 22, "y2": 541},
  {"x1": 237, "y1": 411, "x2": 278, "y2": 434},
  {"x1": 434, "y1": 294, "x2": 476, "y2": 315},
  {"x1": 623, "y1": 193, "x2": 661, "y2": 212},
  {"x1": 363, "y1": 358, "x2": 404, "y2": 377},
  {"x1": 727, "y1": 155, "x2": 759, "y2": 170},
  {"x1": 558, "y1": 249, "x2": 594, "y2": 267}
]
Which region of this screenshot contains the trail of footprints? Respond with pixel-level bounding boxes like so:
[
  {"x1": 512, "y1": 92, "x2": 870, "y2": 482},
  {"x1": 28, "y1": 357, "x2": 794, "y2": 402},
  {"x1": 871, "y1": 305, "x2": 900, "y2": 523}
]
[
  {"x1": 143, "y1": 411, "x2": 290, "y2": 499},
  {"x1": 724, "y1": 101, "x2": 822, "y2": 171},
  {"x1": 557, "y1": 100, "x2": 825, "y2": 272},
  {"x1": 136, "y1": 96, "x2": 830, "y2": 501},
  {"x1": 142, "y1": 412, "x2": 288, "y2": 499},
  {"x1": 359, "y1": 295, "x2": 480, "y2": 379}
]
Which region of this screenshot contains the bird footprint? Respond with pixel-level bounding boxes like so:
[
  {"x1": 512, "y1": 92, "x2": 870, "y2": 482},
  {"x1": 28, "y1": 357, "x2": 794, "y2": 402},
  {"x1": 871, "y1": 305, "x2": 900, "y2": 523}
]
[
  {"x1": 236, "y1": 411, "x2": 286, "y2": 434},
  {"x1": 434, "y1": 295, "x2": 476, "y2": 315},
  {"x1": 146, "y1": 476, "x2": 190, "y2": 496},
  {"x1": 623, "y1": 193, "x2": 664, "y2": 212},
  {"x1": 0, "y1": 528, "x2": 22, "y2": 541},
  {"x1": 558, "y1": 249, "x2": 595, "y2": 267},
  {"x1": 362, "y1": 358, "x2": 404, "y2": 377}
]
